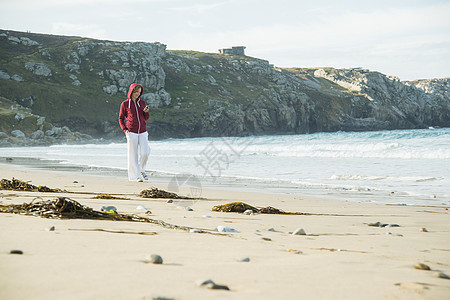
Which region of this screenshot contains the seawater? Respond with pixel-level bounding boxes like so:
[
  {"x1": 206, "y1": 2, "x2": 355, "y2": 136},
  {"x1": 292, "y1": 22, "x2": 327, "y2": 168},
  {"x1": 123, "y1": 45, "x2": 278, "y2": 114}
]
[{"x1": 1, "y1": 128, "x2": 449, "y2": 206}]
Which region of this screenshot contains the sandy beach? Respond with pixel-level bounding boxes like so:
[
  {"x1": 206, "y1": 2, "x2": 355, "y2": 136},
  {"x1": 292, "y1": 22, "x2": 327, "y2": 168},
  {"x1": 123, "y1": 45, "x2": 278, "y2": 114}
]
[{"x1": 1, "y1": 161, "x2": 449, "y2": 300}]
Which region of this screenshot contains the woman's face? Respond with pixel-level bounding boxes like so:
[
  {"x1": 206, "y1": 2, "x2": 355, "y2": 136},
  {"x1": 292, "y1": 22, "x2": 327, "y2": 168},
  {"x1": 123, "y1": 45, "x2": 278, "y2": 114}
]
[{"x1": 131, "y1": 87, "x2": 142, "y2": 100}]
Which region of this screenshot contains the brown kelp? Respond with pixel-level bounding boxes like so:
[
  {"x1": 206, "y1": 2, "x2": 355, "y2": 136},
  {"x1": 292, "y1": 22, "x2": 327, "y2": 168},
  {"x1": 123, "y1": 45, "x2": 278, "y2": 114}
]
[
  {"x1": 212, "y1": 202, "x2": 308, "y2": 215},
  {"x1": 93, "y1": 193, "x2": 129, "y2": 200},
  {"x1": 0, "y1": 178, "x2": 66, "y2": 193},
  {"x1": 0, "y1": 197, "x2": 212, "y2": 233},
  {"x1": 140, "y1": 187, "x2": 192, "y2": 199}
]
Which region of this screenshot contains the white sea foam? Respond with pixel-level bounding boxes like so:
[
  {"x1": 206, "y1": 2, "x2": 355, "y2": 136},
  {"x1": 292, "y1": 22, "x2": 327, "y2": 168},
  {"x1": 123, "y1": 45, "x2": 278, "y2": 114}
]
[{"x1": 1, "y1": 128, "x2": 449, "y2": 205}]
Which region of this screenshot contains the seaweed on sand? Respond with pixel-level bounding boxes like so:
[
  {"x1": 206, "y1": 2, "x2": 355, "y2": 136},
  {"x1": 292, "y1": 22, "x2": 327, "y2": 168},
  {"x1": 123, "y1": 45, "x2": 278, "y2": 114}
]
[
  {"x1": 0, "y1": 178, "x2": 66, "y2": 193},
  {"x1": 140, "y1": 187, "x2": 192, "y2": 199},
  {"x1": 212, "y1": 202, "x2": 258, "y2": 213},
  {"x1": 0, "y1": 197, "x2": 127, "y2": 220},
  {"x1": 212, "y1": 202, "x2": 308, "y2": 215},
  {"x1": 0, "y1": 197, "x2": 212, "y2": 233},
  {"x1": 93, "y1": 193, "x2": 129, "y2": 200}
]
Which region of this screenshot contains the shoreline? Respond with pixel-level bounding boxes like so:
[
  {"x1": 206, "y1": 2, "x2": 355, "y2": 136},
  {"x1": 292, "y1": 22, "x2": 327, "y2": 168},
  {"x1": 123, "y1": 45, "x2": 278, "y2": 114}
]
[
  {"x1": 1, "y1": 162, "x2": 449, "y2": 299},
  {"x1": 1, "y1": 155, "x2": 448, "y2": 208}
]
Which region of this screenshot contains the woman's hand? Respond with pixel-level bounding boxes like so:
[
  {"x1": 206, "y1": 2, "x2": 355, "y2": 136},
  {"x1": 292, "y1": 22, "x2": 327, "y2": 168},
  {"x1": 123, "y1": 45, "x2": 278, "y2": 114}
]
[{"x1": 143, "y1": 106, "x2": 149, "y2": 113}]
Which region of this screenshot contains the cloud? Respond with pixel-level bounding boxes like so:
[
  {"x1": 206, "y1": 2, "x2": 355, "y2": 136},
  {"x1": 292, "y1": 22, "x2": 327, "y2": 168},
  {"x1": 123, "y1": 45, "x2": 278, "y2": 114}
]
[
  {"x1": 51, "y1": 23, "x2": 106, "y2": 39},
  {"x1": 187, "y1": 21, "x2": 203, "y2": 29},
  {"x1": 167, "y1": 0, "x2": 235, "y2": 13}
]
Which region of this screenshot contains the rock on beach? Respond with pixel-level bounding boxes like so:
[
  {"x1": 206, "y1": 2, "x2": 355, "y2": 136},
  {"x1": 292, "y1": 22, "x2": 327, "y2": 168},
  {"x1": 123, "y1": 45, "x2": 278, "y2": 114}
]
[
  {"x1": 196, "y1": 279, "x2": 230, "y2": 290},
  {"x1": 145, "y1": 254, "x2": 163, "y2": 264},
  {"x1": 217, "y1": 225, "x2": 239, "y2": 233},
  {"x1": 292, "y1": 228, "x2": 306, "y2": 235}
]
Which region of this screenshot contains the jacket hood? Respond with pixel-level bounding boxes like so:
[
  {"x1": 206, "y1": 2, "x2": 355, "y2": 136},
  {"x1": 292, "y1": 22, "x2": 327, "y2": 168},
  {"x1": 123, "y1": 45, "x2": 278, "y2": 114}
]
[{"x1": 127, "y1": 83, "x2": 143, "y2": 100}]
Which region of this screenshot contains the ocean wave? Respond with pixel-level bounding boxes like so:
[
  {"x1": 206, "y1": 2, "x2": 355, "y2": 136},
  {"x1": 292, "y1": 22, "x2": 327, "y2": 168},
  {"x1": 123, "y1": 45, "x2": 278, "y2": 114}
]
[{"x1": 331, "y1": 174, "x2": 442, "y2": 182}]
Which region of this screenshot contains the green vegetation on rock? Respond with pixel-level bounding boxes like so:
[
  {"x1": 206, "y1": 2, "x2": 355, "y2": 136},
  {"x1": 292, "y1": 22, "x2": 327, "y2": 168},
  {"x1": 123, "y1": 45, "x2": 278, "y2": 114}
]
[{"x1": 0, "y1": 29, "x2": 449, "y2": 146}]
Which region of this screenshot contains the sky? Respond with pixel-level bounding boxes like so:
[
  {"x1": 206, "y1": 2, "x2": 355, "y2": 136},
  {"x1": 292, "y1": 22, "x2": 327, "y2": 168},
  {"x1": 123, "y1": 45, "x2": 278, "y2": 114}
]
[{"x1": 1, "y1": 0, "x2": 449, "y2": 81}]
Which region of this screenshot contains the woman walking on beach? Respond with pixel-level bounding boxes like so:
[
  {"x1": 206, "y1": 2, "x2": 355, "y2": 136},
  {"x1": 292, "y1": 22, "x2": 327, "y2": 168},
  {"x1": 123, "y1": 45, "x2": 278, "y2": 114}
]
[{"x1": 118, "y1": 83, "x2": 151, "y2": 182}]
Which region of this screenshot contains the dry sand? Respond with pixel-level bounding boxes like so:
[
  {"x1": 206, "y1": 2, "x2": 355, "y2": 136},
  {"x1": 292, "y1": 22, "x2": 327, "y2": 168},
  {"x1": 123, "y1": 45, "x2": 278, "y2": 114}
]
[{"x1": 0, "y1": 162, "x2": 449, "y2": 299}]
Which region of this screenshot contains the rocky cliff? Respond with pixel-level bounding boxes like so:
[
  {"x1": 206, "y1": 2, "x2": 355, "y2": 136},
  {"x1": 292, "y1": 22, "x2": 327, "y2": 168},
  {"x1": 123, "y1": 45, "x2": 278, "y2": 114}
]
[{"x1": 0, "y1": 29, "x2": 448, "y2": 146}]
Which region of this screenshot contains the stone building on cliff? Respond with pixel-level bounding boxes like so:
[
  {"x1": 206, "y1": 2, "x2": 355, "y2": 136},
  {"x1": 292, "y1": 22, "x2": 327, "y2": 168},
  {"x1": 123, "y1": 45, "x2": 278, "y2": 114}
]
[{"x1": 219, "y1": 46, "x2": 246, "y2": 55}]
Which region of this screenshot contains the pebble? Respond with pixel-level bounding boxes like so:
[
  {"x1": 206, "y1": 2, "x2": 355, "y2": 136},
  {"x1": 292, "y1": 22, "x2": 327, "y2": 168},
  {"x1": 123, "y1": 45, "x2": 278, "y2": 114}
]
[
  {"x1": 9, "y1": 250, "x2": 23, "y2": 255},
  {"x1": 292, "y1": 228, "x2": 306, "y2": 235},
  {"x1": 176, "y1": 206, "x2": 193, "y2": 211},
  {"x1": 46, "y1": 226, "x2": 55, "y2": 231},
  {"x1": 166, "y1": 199, "x2": 173, "y2": 203},
  {"x1": 435, "y1": 272, "x2": 450, "y2": 279},
  {"x1": 145, "y1": 254, "x2": 163, "y2": 264},
  {"x1": 420, "y1": 227, "x2": 428, "y2": 232},
  {"x1": 146, "y1": 295, "x2": 174, "y2": 300},
  {"x1": 368, "y1": 221, "x2": 388, "y2": 227},
  {"x1": 237, "y1": 257, "x2": 250, "y2": 262},
  {"x1": 386, "y1": 232, "x2": 403, "y2": 237},
  {"x1": 388, "y1": 224, "x2": 400, "y2": 227},
  {"x1": 73, "y1": 180, "x2": 78, "y2": 183},
  {"x1": 196, "y1": 279, "x2": 230, "y2": 290},
  {"x1": 217, "y1": 225, "x2": 239, "y2": 233},
  {"x1": 261, "y1": 237, "x2": 272, "y2": 241},
  {"x1": 189, "y1": 228, "x2": 199, "y2": 233},
  {"x1": 267, "y1": 228, "x2": 276, "y2": 232},
  {"x1": 287, "y1": 249, "x2": 302, "y2": 254},
  {"x1": 101, "y1": 206, "x2": 117, "y2": 213},
  {"x1": 243, "y1": 209, "x2": 253, "y2": 215},
  {"x1": 414, "y1": 263, "x2": 431, "y2": 270}
]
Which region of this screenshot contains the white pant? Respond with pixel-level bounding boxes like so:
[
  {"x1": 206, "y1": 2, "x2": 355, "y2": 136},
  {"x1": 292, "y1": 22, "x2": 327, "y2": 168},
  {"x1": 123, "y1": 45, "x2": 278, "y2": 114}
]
[{"x1": 126, "y1": 131, "x2": 151, "y2": 181}]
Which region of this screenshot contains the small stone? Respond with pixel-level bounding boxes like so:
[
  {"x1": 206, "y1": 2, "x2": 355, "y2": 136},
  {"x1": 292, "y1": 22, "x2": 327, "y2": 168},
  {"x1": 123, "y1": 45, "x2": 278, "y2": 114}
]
[
  {"x1": 237, "y1": 257, "x2": 250, "y2": 262},
  {"x1": 166, "y1": 199, "x2": 173, "y2": 203},
  {"x1": 196, "y1": 279, "x2": 215, "y2": 287},
  {"x1": 430, "y1": 195, "x2": 436, "y2": 199},
  {"x1": 443, "y1": 208, "x2": 448, "y2": 211},
  {"x1": 267, "y1": 228, "x2": 276, "y2": 232},
  {"x1": 368, "y1": 222, "x2": 382, "y2": 227},
  {"x1": 73, "y1": 180, "x2": 78, "y2": 183},
  {"x1": 10, "y1": 250, "x2": 23, "y2": 255},
  {"x1": 185, "y1": 207, "x2": 193, "y2": 211},
  {"x1": 420, "y1": 227, "x2": 428, "y2": 232},
  {"x1": 196, "y1": 279, "x2": 230, "y2": 290},
  {"x1": 292, "y1": 228, "x2": 306, "y2": 235},
  {"x1": 389, "y1": 224, "x2": 400, "y2": 227},
  {"x1": 287, "y1": 249, "x2": 302, "y2": 254},
  {"x1": 243, "y1": 209, "x2": 253, "y2": 215},
  {"x1": 368, "y1": 221, "x2": 388, "y2": 227},
  {"x1": 101, "y1": 206, "x2": 117, "y2": 214},
  {"x1": 217, "y1": 225, "x2": 239, "y2": 233},
  {"x1": 414, "y1": 263, "x2": 431, "y2": 270},
  {"x1": 261, "y1": 237, "x2": 272, "y2": 241},
  {"x1": 435, "y1": 272, "x2": 450, "y2": 279},
  {"x1": 147, "y1": 295, "x2": 174, "y2": 300},
  {"x1": 145, "y1": 254, "x2": 163, "y2": 264},
  {"x1": 46, "y1": 226, "x2": 55, "y2": 231},
  {"x1": 189, "y1": 228, "x2": 199, "y2": 233}
]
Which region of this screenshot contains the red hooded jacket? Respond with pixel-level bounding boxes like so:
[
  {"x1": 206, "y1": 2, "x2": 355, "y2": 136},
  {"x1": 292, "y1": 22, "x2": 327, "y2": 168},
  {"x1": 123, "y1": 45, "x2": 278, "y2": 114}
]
[{"x1": 118, "y1": 83, "x2": 150, "y2": 134}]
